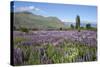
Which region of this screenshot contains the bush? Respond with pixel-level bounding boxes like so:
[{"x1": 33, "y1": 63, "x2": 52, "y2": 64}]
[
  {"x1": 32, "y1": 28, "x2": 39, "y2": 31},
  {"x1": 86, "y1": 23, "x2": 91, "y2": 29},
  {"x1": 70, "y1": 24, "x2": 74, "y2": 29},
  {"x1": 60, "y1": 27, "x2": 63, "y2": 30},
  {"x1": 20, "y1": 27, "x2": 29, "y2": 33}
]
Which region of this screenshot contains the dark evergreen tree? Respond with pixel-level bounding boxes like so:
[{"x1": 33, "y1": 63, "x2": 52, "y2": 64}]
[
  {"x1": 76, "y1": 15, "x2": 80, "y2": 31},
  {"x1": 86, "y1": 23, "x2": 91, "y2": 29},
  {"x1": 70, "y1": 24, "x2": 74, "y2": 29}
]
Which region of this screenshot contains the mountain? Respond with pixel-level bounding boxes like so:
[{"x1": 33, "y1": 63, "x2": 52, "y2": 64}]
[{"x1": 12, "y1": 12, "x2": 66, "y2": 30}]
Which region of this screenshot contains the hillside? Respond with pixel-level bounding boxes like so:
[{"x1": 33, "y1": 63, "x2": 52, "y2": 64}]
[{"x1": 13, "y1": 12, "x2": 66, "y2": 30}]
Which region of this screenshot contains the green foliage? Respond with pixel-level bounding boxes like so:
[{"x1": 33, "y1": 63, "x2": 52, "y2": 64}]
[
  {"x1": 76, "y1": 15, "x2": 80, "y2": 32},
  {"x1": 32, "y1": 28, "x2": 39, "y2": 31},
  {"x1": 70, "y1": 24, "x2": 74, "y2": 29},
  {"x1": 86, "y1": 23, "x2": 91, "y2": 29},
  {"x1": 89, "y1": 27, "x2": 97, "y2": 31},
  {"x1": 14, "y1": 12, "x2": 66, "y2": 30},
  {"x1": 15, "y1": 44, "x2": 40, "y2": 65},
  {"x1": 46, "y1": 44, "x2": 55, "y2": 58},
  {"x1": 46, "y1": 44, "x2": 63, "y2": 63},
  {"x1": 20, "y1": 27, "x2": 29, "y2": 33},
  {"x1": 76, "y1": 15, "x2": 80, "y2": 29},
  {"x1": 28, "y1": 49, "x2": 40, "y2": 64},
  {"x1": 13, "y1": 37, "x2": 26, "y2": 45},
  {"x1": 52, "y1": 50, "x2": 63, "y2": 63},
  {"x1": 14, "y1": 40, "x2": 97, "y2": 65},
  {"x1": 60, "y1": 27, "x2": 63, "y2": 30},
  {"x1": 80, "y1": 27, "x2": 84, "y2": 29}
]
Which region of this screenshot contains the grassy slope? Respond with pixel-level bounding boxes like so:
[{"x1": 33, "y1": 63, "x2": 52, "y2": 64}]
[{"x1": 13, "y1": 12, "x2": 66, "y2": 29}]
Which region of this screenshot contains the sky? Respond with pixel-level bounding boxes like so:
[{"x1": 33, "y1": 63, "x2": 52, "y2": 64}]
[{"x1": 11, "y1": 1, "x2": 97, "y2": 23}]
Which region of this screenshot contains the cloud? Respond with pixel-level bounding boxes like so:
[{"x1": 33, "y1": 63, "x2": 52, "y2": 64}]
[{"x1": 14, "y1": 6, "x2": 41, "y2": 12}]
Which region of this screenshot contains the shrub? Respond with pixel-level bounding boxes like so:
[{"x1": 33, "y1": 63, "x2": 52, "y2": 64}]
[
  {"x1": 60, "y1": 27, "x2": 63, "y2": 30},
  {"x1": 32, "y1": 28, "x2": 39, "y2": 31},
  {"x1": 86, "y1": 23, "x2": 91, "y2": 29},
  {"x1": 70, "y1": 24, "x2": 74, "y2": 29},
  {"x1": 20, "y1": 27, "x2": 29, "y2": 33}
]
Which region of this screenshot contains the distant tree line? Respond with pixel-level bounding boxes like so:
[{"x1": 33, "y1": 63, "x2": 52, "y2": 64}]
[
  {"x1": 13, "y1": 15, "x2": 96, "y2": 32},
  {"x1": 70, "y1": 15, "x2": 96, "y2": 31}
]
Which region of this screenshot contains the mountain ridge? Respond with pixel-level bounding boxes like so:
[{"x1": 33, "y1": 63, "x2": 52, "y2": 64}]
[{"x1": 12, "y1": 12, "x2": 66, "y2": 30}]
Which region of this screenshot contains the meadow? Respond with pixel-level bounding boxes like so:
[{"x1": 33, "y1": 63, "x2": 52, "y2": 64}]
[
  {"x1": 13, "y1": 30, "x2": 97, "y2": 65},
  {"x1": 11, "y1": 1, "x2": 97, "y2": 66}
]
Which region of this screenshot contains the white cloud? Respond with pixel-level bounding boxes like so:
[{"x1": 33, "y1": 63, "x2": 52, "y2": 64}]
[
  {"x1": 35, "y1": 8, "x2": 41, "y2": 11},
  {"x1": 14, "y1": 6, "x2": 41, "y2": 12},
  {"x1": 29, "y1": 6, "x2": 35, "y2": 9}
]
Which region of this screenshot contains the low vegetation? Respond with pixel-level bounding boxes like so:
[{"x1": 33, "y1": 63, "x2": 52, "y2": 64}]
[
  {"x1": 13, "y1": 39, "x2": 97, "y2": 65},
  {"x1": 12, "y1": 12, "x2": 97, "y2": 66}
]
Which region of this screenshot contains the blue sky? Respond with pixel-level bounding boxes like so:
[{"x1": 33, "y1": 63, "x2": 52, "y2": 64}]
[{"x1": 12, "y1": 1, "x2": 97, "y2": 23}]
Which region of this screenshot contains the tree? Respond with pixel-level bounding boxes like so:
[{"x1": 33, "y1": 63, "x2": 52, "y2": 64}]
[
  {"x1": 86, "y1": 23, "x2": 91, "y2": 29},
  {"x1": 20, "y1": 27, "x2": 29, "y2": 33},
  {"x1": 76, "y1": 15, "x2": 80, "y2": 31},
  {"x1": 70, "y1": 24, "x2": 74, "y2": 29},
  {"x1": 60, "y1": 27, "x2": 63, "y2": 30},
  {"x1": 13, "y1": 26, "x2": 16, "y2": 30}
]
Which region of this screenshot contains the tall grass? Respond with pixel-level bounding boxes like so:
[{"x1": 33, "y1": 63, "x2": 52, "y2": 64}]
[{"x1": 13, "y1": 38, "x2": 97, "y2": 65}]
